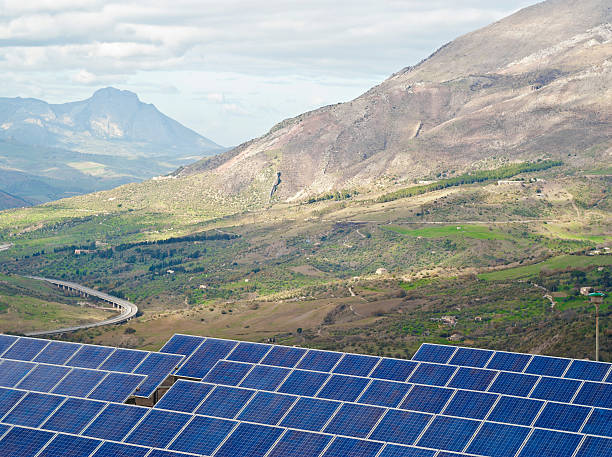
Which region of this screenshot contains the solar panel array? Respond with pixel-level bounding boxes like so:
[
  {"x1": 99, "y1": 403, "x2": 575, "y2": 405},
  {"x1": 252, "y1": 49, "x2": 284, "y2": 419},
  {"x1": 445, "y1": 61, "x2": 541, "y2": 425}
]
[{"x1": 0, "y1": 334, "x2": 610, "y2": 457}]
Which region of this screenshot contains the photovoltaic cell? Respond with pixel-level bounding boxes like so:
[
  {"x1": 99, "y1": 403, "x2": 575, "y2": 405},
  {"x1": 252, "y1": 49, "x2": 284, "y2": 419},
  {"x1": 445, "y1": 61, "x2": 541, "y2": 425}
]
[
  {"x1": 466, "y1": 422, "x2": 530, "y2": 457},
  {"x1": 534, "y1": 402, "x2": 591, "y2": 432},
  {"x1": 0, "y1": 387, "x2": 26, "y2": 418},
  {"x1": 447, "y1": 367, "x2": 496, "y2": 390},
  {"x1": 268, "y1": 430, "x2": 332, "y2": 457},
  {"x1": 358, "y1": 380, "x2": 412, "y2": 408},
  {"x1": 530, "y1": 376, "x2": 581, "y2": 403},
  {"x1": 573, "y1": 381, "x2": 612, "y2": 408},
  {"x1": 133, "y1": 352, "x2": 183, "y2": 398},
  {"x1": 371, "y1": 359, "x2": 418, "y2": 382},
  {"x1": 488, "y1": 372, "x2": 538, "y2": 397},
  {"x1": 581, "y1": 408, "x2": 612, "y2": 437},
  {"x1": 0, "y1": 360, "x2": 35, "y2": 387},
  {"x1": 260, "y1": 345, "x2": 307, "y2": 368},
  {"x1": 87, "y1": 372, "x2": 145, "y2": 402},
  {"x1": 196, "y1": 385, "x2": 255, "y2": 419},
  {"x1": 524, "y1": 355, "x2": 569, "y2": 377},
  {"x1": 227, "y1": 342, "x2": 271, "y2": 363},
  {"x1": 411, "y1": 344, "x2": 455, "y2": 364},
  {"x1": 378, "y1": 445, "x2": 436, "y2": 457},
  {"x1": 280, "y1": 397, "x2": 340, "y2": 432},
  {"x1": 239, "y1": 365, "x2": 290, "y2": 391},
  {"x1": 517, "y1": 429, "x2": 581, "y2": 457},
  {"x1": 321, "y1": 437, "x2": 383, "y2": 457},
  {"x1": 90, "y1": 442, "x2": 150, "y2": 457},
  {"x1": 0, "y1": 335, "x2": 17, "y2": 357},
  {"x1": 41, "y1": 397, "x2": 106, "y2": 434},
  {"x1": 125, "y1": 409, "x2": 192, "y2": 448},
  {"x1": 317, "y1": 374, "x2": 370, "y2": 402},
  {"x1": 16, "y1": 364, "x2": 70, "y2": 392},
  {"x1": 369, "y1": 409, "x2": 432, "y2": 445},
  {"x1": 159, "y1": 334, "x2": 205, "y2": 357},
  {"x1": 448, "y1": 347, "x2": 493, "y2": 368},
  {"x1": 66, "y1": 345, "x2": 114, "y2": 369},
  {"x1": 37, "y1": 433, "x2": 101, "y2": 457},
  {"x1": 0, "y1": 427, "x2": 55, "y2": 457},
  {"x1": 33, "y1": 341, "x2": 81, "y2": 365},
  {"x1": 324, "y1": 403, "x2": 385, "y2": 438},
  {"x1": 2, "y1": 392, "x2": 65, "y2": 427},
  {"x1": 297, "y1": 350, "x2": 342, "y2": 372},
  {"x1": 575, "y1": 436, "x2": 612, "y2": 457},
  {"x1": 485, "y1": 351, "x2": 531, "y2": 372},
  {"x1": 1, "y1": 337, "x2": 48, "y2": 361},
  {"x1": 82, "y1": 403, "x2": 148, "y2": 441},
  {"x1": 214, "y1": 423, "x2": 284, "y2": 457},
  {"x1": 487, "y1": 396, "x2": 543, "y2": 426},
  {"x1": 408, "y1": 363, "x2": 456, "y2": 386},
  {"x1": 51, "y1": 368, "x2": 106, "y2": 397},
  {"x1": 416, "y1": 416, "x2": 480, "y2": 452},
  {"x1": 564, "y1": 359, "x2": 611, "y2": 382},
  {"x1": 98, "y1": 348, "x2": 147, "y2": 372},
  {"x1": 443, "y1": 390, "x2": 497, "y2": 420},
  {"x1": 203, "y1": 360, "x2": 252, "y2": 386},
  {"x1": 400, "y1": 385, "x2": 454, "y2": 414},
  {"x1": 169, "y1": 415, "x2": 236, "y2": 455},
  {"x1": 237, "y1": 391, "x2": 297, "y2": 425},
  {"x1": 277, "y1": 369, "x2": 329, "y2": 397},
  {"x1": 154, "y1": 380, "x2": 213, "y2": 413},
  {"x1": 176, "y1": 338, "x2": 237, "y2": 379},
  {"x1": 333, "y1": 353, "x2": 380, "y2": 377},
  {"x1": 148, "y1": 451, "x2": 194, "y2": 457}
]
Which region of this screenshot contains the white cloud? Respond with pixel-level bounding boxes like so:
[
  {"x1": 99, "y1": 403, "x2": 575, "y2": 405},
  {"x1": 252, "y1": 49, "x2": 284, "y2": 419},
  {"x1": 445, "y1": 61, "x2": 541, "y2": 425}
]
[{"x1": 72, "y1": 69, "x2": 97, "y2": 84}]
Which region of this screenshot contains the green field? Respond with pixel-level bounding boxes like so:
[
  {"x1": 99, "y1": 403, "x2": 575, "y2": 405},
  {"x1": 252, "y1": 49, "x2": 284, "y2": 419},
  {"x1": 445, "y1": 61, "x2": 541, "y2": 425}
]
[{"x1": 387, "y1": 224, "x2": 512, "y2": 240}]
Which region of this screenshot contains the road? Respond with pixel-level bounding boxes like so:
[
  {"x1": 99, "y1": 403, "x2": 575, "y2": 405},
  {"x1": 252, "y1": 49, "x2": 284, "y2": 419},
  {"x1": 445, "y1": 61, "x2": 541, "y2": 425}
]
[{"x1": 24, "y1": 276, "x2": 139, "y2": 337}]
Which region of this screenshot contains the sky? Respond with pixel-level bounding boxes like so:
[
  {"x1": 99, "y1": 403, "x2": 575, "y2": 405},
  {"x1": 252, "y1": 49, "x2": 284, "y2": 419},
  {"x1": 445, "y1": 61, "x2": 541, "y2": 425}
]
[{"x1": 1, "y1": 0, "x2": 538, "y2": 147}]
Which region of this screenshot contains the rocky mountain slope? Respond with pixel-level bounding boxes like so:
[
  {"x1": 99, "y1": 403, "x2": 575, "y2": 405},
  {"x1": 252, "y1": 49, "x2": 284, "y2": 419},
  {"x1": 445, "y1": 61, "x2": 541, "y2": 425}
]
[{"x1": 177, "y1": 0, "x2": 611, "y2": 202}]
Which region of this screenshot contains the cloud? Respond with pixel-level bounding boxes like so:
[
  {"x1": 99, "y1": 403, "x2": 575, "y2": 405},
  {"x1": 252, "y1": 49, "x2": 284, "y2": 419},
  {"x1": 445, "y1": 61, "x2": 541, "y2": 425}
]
[{"x1": 72, "y1": 69, "x2": 97, "y2": 84}]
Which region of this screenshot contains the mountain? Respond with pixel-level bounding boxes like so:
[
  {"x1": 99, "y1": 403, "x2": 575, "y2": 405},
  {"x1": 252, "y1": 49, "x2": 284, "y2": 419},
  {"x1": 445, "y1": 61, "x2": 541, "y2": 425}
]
[
  {"x1": 0, "y1": 88, "x2": 224, "y2": 207},
  {"x1": 175, "y1": 0, "x2": 611, "y2": 202}
]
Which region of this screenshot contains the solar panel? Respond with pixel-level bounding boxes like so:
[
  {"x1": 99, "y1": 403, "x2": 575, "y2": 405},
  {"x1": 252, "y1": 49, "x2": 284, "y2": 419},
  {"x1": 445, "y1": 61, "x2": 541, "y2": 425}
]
[
  {"x1": 0, "y1": 387, "x2": 26, "y2": 418},
  {"x1": 65, "y1": 344, "x2": 114, "y2": 369},
  {"x1": 148, "y1": 451, "x2": 194, "y2": 457},
  {"x1": 297, "y1": 349, "x2": 342, "y2": 372},
  {"x1": 98, "y1": 348, "x2": 147, "y2": 372},
  {"x1": 1, "y1": 337, "x2": 48, "y2": 361},
  {"x1": 124, "y1": 409, "x2": 192, "y2": 448},
  {"x1": 573, "y1": 381, "x2": 612, "y2": 408},
  {"x1": 260, "y1": 345, "x2": 307, "y2": 368},
  {"x1": 33, "y1": 341, "x2": 81, "y2": 365},
  {"x1": 323, "y1": 403, "x2": 385, "y2": 438},
  {"x1": 277, "y1": 369, "x2": 329, "y2": 396},
  {"x1": 87, "y1": 372, "x2": 145, "y2": 402},
  {"x1": 2, "y1": 392, "x2": 65, "y2": 427},
  {"x1": 488, "y1": 371, "x2": 538, "y2": 397},
  {"x1": 175, "y1": 338, "x2": 237, "y2": 379},
  {"x1": 133, "y1": 352, "x2": 183, "y2": 398},
  {"x1": 358, "y1": 379, "x2": 412, "y2": 408},
  {"x1": 466, "y1": 422, "x2": 530, "y2": 457},
  {"x1": 442, "y1": 390, "x2": 498, "y2": 420},
  {"x1": 90, "y1": 441, "x2": 150, "y2": 457},
  {"x1": 400, "y1": 385, "x2": 454, "y2": 414},
  {"x1": 333, "y1": 353, "x2": 380, "y2": 377},
  {"x1": 448, "y1": 347, "x2": 493, "y2": 368},
  {"x1": 316, "y1": 374, "x2": 370, "y2": 402},
  {"x1": 195, "y1": 385, "x2": 255, "y2": 419},
  {"x1": 168, "y1": 415, "x2": 236, "y2": 455},
  {"x1": 416, "y1": 416, "x2": 480, "y2": 452},
  {"x1": 40, "y1": 397, "x2": 106, "y2": 434},
  {"x1": 369, "y1": 409, "x2": 432, "y2": 445},
  {"x1": 487, "y1": 396, "x2": 543, "y2": 426},
  {"x1": 408, "y1": 363, "x2": 457, "y2": 386},
  {"x1": 236, "y1": 391, "x2": 297, "y2": 425},
  {"x1": 524, "y1": 355, "x2": 570, "y2": 377},
  {"x1": 15, "y1": 364, "x2": 70, "y2": 392},
  {"x1": 214, "y1": 422, "x2": 284, "y2": 457},
  {"x1": 0, "y1": 426, "x2": 55, "y2": 457},
  {"x1": 82, "y1": 403, "x2": 148, "y2": 441},
  {"x1": 530, "y1": 376, "x2": 581, "y2": 403},
  {"x1": 517, "y1": 428, "x2": 582, "y2": 457},
  {"x1": 485, "y1": 351, "x2": 531, "y2": 372},
  {"x1": 0, "y1": 360, "x2": 35, "y2": 387},
  {"x1": 227, "y1": 341, "x2": 271, "y2": 363},
  {"x1": 0, "y1": 425, "x2": 7, "y2": 440},
  {"x1": 154, "y1": 379, "x2": 213, "y2": 413},
  {"x1": 159, "y1": 334, "x2": 205, "y2": 357},
  {"x1": 564, "y1": 359, "x2": 612, "y2": 382},
  {"x1": 37, "y1": 433, "x2": 101, "y2": 457},
  {"x1": 321, "y1": 437, "x2": 383, "y2": 457},
  {"x1": 203, "y1": 360, "x2": 252, "y2": 386},
  {"x1": 239, "y1": 364, "x2": 290, "y2": 391},
  {"x1": 378, "y1": 444, "x2": 436, "y2": 457},
  {"x1": 370, "y1": 359, "x2": 418, "y2": 382},
  {"x1": 581, "y1": 408, "x2": 612, "y2": 437},
  {"x1": 0, "y1": 335, "x2": 17, "y2": 357},
  {"x1": 575, "y1": 436, "x2": 612, "y2": 457},
  {"x1": 279, "y1": 397, "x2": 340, "y2": 431},
  {"x1": 268, "y1": 429, "x2": 332, "y2": 457},
  {"x1": 533, "y1": 402, "x2": 591, "y2": 432},
  {"x1": 51, "y1": 367, "x2": 106, "y2": 397},
  {"x1": 447, "y1": 367, "x2": 496, "y2": 390},
  {"x1": 411, "y1": 344, "x2": 455, "y2": 364}
]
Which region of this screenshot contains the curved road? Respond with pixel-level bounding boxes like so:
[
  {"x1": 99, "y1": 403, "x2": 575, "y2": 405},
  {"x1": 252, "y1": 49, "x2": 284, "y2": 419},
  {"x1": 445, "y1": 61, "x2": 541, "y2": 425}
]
[{"x1": 24, "y1": 276, "x2": 138, "y2": 337}]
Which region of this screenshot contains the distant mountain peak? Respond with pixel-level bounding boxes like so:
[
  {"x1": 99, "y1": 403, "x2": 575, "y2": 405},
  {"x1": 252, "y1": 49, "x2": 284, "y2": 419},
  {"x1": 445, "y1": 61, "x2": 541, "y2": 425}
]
[{"x1": 91, "y1": 87, "x2": 140, "y2": 102}]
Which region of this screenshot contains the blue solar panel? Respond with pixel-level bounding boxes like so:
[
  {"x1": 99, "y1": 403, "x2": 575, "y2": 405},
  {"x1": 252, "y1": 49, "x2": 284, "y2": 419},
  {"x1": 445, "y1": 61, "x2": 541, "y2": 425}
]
[
  {"x1": 0, "y1": 424, "x2": 7, "y2": 439},
  {"x1": 371, "y1": 359, "x2": 418, "y2": 382},
  {"x1": 466, "y1": 422, "x2": 530, "y2": 457},
  {"x1": 487, "y1": 396, "x2": 543, "y2": 426},
  {"x1": 1, "y1": 337, "x2": 48, "y2": 361},
  {"x1": 148, "y1": 451, "x2": 194, "y2": 457},
  {"x1": 488, "y1": 372, "x2": 538, "y2": 397},
  {"x1": 160, "y1": 334, "x2": 205, "y2": 357},
  {"x1": 447, "y1": 367, "x2": 496, "y2": 390},
  {"x1": 573, "y1": 381, "x2": 612, "y2": 408},
  {"x1": 530, "y1": 376, "x2": 581, "y2": 403},
  {"x1": 169, "y1": 415, "x2": 236, "y2": 455},
  {"x1": 575, "y1": 436, "x2": 612, "y2": 457},
  {"x1": 416, "y1": 416, "x2": 480, "y2": 452},
  {"x1": 517, "y1": 429, "x2": 581, "y2": 457},
  {"x1": 90, "y1": 442, "x2": 150, "y2": 457},
  {"x1": 51, "y1": 368, "x2": 106, "y2": 397},
  {"x1": 448, "y1": 347, "x2": 493, "y2": 368},
  {"x1": 378, "y1": 445, "x2": 436, "y2": 457},
  {"x1": 524, "y1": 355, "x2": 570, "y2": 377},
  {"x1": 268, "y1": 430, "x2": 332, "y2": 457},
  {"x1": 400, "y1": 385, "x2": 454, "y2": 414},
  {"x1": 411, "y1": 344, "x2": 455, "y2": 364},
  {"x1": 260, "y1": 345, "x2": 307, "y2": 367},
  {"x1": 443, "y1": 390, "x2": 498, "y2": 420},
  {"x1": 297, "y1": 349, "x2": 342, "y2": 372},
  {"x1": 239, "y1": 365, "x2": 291, "y2": 391},
  {"x1": 324, "y1": 403, "x2": 385, "y2": 438},
  {"x1": 37, "y1": 433, "x2": 101, "y2": 457},
  {"x1": 0, "y1": 427, "x2": 55, "y2": 457},
  {"x1": 280, "y1": 397, "x2": 340, "y2": 431},
  {"x1": 66, "y1": 345, "x2": 114, "y2": 369},
  {"x1": 196, "y1": 385, "x2": 255, "y2": 419},
  {"x1": 369, "y1": 409, "x2": 432, "y2": 445},
  {"x1": 333, "y1": 353, "x2": 380, "y2": 377},
  {"x1": 16, "y1": 364, "x2": 70, "y2": 392},
  {"x1": 83, "y1": 403, "x2": 148, "y2": 441},
  {"x1": 277, "y1": 369, "x2": 329, "y2": 396},
  {"x1": 317, "y1": 374, "x2": 369, "y2": 402},
  {"x1": 2, "y1": 392, "x2": 64, "y2": 427},
  {"x1": 581, "y1": 408, "x2": 612, "y2": 437},
  {"x1": 154, "y1": 380, "x2": 213, "y2": 413},
  {"x1": 203, "y1": 360, "x2": 252, "y2": 386},
  {"x1": 88, "y1": 372, "x2": 145, "y2": 402},
  {"x1": 237, "y1": 391, "x2": 297, "y2": 425},
  {"x1": 534, "y1": 402, "x2": 591, "y2": 432},
  {"x1": 214, "y1": 423, "x2": 284, "y2": 457},
  {"x1": 176, "y1": 338, "x2": 237, "y2": 379},
  {"x1": 321, "y1": 437, "x2": 383, "y2": 457},
  {"x1": 0, "y1": 335, "x2": 17, "y2": 357},
  {"x1": 358, "y1": 380, "x2": 412, "y2": 408},
  {"x1": 0, "y1": 387, "x2": 26, "y2": 418},
  {"x1": 98, "y1": 348, "x2": 147, "y2": 372},
  {"x1": 485, "y1": 351, "x2": 531, "y2": 372},
  {"x1": 564, "y1": 360, "x2": 611, "y2": 382},
  {"x1": 133, "y1": 352, "x2": 183, "y2": 398},
  {"x1": 227, "y1": 342, "x2": 271, "y2": 363},
  {"x1": 125, "y1": 409, "x2": 191, "y2": 448},
  {"x1": 408, "y1": 363, "x2": 457, "y2": 386},
  {"x1": 0, "y1": 360, "x2": 35, "y2": 387},
  {"x1": 33, "y1": 341, "x2": 81, "y2": 365},
  {"x1": 41, "y1": 397, "x2": 106, "y2": 434}
]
